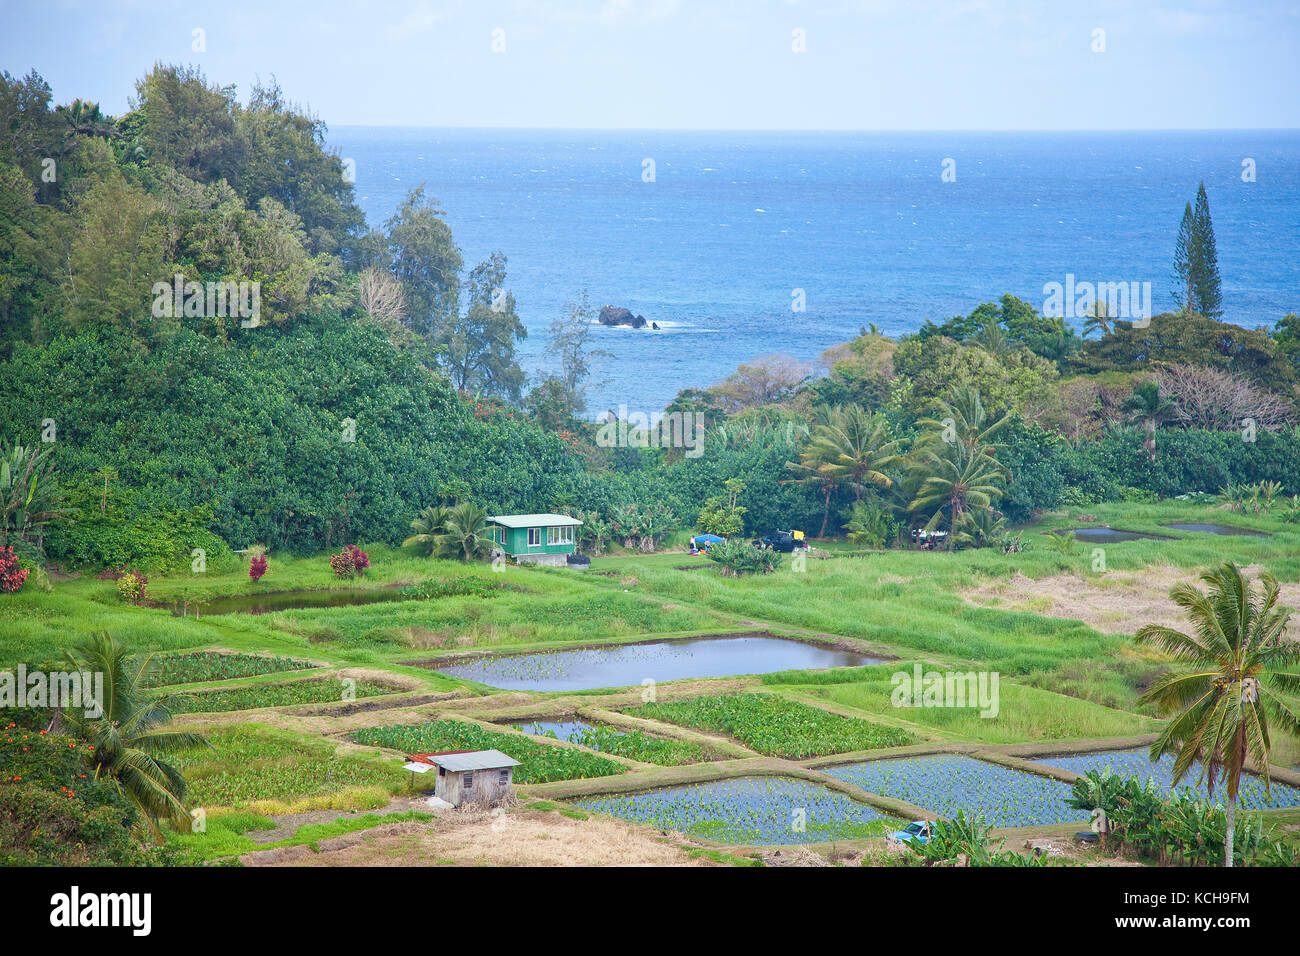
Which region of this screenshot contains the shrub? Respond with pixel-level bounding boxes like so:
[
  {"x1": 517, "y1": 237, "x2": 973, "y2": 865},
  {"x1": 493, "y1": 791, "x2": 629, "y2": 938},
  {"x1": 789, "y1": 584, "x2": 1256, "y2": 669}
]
[
  {"x1": 115, "y1": 570, "x2": 148, "y2": 604},
  {"x1": 344, "y1": 544, "x2": 369, "y2": 574},
  {"x1": 0, "y1": 545, "x2": 29, "y2": 593},
  {"x1": 705, "y1": 539, "x2": 781, "y2": 576},
  {"x1": 329, "y1": 549, "x2": 356, "y2": 578},
  {"x1": 249, "y1": 554, "x2": 268, "y2": 582}
]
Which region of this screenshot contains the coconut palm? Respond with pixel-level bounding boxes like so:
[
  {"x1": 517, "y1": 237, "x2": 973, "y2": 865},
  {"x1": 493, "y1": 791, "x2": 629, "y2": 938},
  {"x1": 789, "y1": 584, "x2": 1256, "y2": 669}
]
[
  {"x1": 916, "y1": 386, "x2": 1011, "y2": 467},
  {"x1": 1122, "y1": 381, "x2": 1177, "y2": 462},
  {"x1": 62, "y1": 633, "x2": 209, "y2": 836},
  {"x1": 402, "y1": 504, "x2": 451, "y2": 556},
  {"x1": 1134, "y1": 563, "x2": 1300, "y2": 867},
  {"x1": 952, "y1": 505, "x2": 1007, "y2": 549},
  {"x1": 787, "y1": 404, "x2": 900, "y2": 536},
  {"x1": 435, "y1": 501, "x2": 493, "y2": 561},
  {"x1": 1082, "y1": 300, "x2": 1113, "y2": 340},
  {"x1": 909, "y1": 445, "x2": 1009, "y2": 550}
]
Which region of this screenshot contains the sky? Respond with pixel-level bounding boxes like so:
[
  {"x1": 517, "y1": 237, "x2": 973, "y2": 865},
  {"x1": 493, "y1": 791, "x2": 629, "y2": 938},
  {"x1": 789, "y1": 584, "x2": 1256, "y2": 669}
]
[{"x1": 2, "y1": 0, "x2": 1298, "y2": 130}]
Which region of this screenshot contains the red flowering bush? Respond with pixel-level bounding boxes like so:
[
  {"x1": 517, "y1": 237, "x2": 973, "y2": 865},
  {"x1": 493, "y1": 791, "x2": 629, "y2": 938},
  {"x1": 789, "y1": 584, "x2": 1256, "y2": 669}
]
[
  {"x1": 249, "y1": 554, "x2": 268, "y2": 582},
  {"x1": 345, "y1": 544, "x2": 369, "y2": 574},
  {"x1": 0, "y1": 546, "x2": 29, "y2": 593},
  {"x1": 330, "y1": 544, "x2": 369, "y2": 578}
]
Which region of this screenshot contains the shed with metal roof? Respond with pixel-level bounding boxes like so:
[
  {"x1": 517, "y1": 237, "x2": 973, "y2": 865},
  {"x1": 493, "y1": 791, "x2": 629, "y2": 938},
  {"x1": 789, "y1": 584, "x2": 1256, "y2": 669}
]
[{"x1": 407, "y1": 749, "x2": 520, "y2": 807}]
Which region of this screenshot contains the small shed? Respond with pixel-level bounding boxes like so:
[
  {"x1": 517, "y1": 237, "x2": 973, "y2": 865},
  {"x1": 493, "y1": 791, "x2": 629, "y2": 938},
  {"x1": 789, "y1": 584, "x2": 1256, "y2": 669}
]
[
  {"x1": 406, "y1": 749, "x2": 520, "y2": 807},
  {"x1": 488, "y1": 513, "x2": 583, "y2": 566}
]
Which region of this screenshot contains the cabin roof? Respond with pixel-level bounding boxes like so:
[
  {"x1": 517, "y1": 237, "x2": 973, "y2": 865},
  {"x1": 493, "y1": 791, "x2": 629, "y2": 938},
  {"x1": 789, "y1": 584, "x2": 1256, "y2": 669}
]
[
  {"x1": 489, "y1": 514, "x2": 582, "y2": 528},
  {"x1": 409, "y1": 749, "x2": 521, "y2": 772}
]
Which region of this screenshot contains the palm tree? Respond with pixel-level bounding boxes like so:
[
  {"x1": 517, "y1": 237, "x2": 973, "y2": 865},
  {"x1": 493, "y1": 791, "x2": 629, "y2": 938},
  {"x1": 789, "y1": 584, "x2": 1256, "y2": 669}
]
[
  {"x1": 952, "y1": 506, "x2": 1007, "y2": 549},
  {"x1": 63, "y1": 633, "x2": 209, "y2": 836},
  {"x1": 787, "y1": 404, "x2": 901, "y2": 536},
  {"x1": 971, "y1": 320, "x2": 1010, "y2": 355},
  {"x1": 1082, "y1": 300, "x2": 1113, "y2": 340},
  {"x1": 435, "y1": 501, "x2": 493, "y2": 561},
  {"x1": 916, "y1": 386, "x2": 1011, "y2": 466},
  {"x1": 1134, "y1": 563, "x2": 1300, "y2": 867},
  {"x1": 1122, "y1": 381, "x2": 1177, "y2": 462},
  {"x1": 402, "y1": 504, "x2": 451, "y2": 556},
  {"x1": 909, "y1": 445, "x2": 1009, "y2": 550}
]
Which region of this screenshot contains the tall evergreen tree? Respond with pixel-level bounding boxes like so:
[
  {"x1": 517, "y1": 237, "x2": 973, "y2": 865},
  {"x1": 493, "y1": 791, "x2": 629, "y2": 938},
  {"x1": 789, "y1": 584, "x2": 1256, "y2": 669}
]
[
  {"x1": 1191, "y1": 182, "x2": 1223, "y2": 319},
  {"x1": 1172, "y1": 183, "x2": 1223, "y2": 319},
  {"x1": 1172, "y1": 201, "x2": 1196, "y2": 313}
]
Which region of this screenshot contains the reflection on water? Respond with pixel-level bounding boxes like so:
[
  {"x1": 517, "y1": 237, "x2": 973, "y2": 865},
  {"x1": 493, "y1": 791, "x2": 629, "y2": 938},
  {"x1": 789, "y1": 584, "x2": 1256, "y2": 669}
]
[{"x1": 437, "y1": 635, "x2": 880, "y2": 691}]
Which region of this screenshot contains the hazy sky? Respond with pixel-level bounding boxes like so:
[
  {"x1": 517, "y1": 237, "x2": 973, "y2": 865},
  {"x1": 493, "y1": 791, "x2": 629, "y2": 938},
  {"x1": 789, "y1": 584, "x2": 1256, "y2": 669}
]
[{"x1": 3, "y1": 0, "x2": 1298, "y2": 129}]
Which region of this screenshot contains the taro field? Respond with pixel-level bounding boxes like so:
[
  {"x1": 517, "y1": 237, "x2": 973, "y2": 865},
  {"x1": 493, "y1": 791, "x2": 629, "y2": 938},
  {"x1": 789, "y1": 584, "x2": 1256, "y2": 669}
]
[
  {"x1": 574, "y1": 776, "x2": 899, "y2": 844},
  {"x1": 147, "y1": 652, "x2": 316, "y2": 686},
  {"x1": 1040, "y1": 748, "x2": 1300, "y2": 811},
  {"x1": 513, "y1": 718, "x2": 714, "y2": 766},
  {"x1": 350, "y1": 720, "x2": 626, "y2": 783},
  {"x1": 169, "y1": 677, "x2": 395, "y2": 714},
  {"x1": 824, "y1": 755, "x2": 1085, "y2": 827}
]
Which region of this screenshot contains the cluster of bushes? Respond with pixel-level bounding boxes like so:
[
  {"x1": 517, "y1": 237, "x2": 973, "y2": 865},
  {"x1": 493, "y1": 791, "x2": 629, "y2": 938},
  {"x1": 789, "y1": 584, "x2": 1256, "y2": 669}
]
[
  {"x1": 1067, "y1": 769, "x2": 1295, "y2": 867},
  {"x1": 329, "y1": 543, "x2": 370, "y2": 578},
  {"x1": 704, "y1": 539, "x2": 782, "y2": 576}
]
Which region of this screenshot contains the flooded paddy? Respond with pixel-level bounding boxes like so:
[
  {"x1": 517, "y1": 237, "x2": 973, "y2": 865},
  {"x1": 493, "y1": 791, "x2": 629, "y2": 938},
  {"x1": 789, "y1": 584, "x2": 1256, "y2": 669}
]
[
  {"x1": 574, "y1": 775, "x2": 896, "y2": 844},
  {"x1": 1066, "y1": 527, "x2": 1173, "y2": 543},
  {"x1": 1037, "y1": 748, "x2": 1300, "y2": 810},
  {"x1": 435, "y1": 634, "x2": 881, "y2": 691},
  {"x1": 823, "y1": 754, "x2": 1082, "y2": 827},
  {"x1": 1160, "y1": 522, "x2": 1267, "y2": 537}
]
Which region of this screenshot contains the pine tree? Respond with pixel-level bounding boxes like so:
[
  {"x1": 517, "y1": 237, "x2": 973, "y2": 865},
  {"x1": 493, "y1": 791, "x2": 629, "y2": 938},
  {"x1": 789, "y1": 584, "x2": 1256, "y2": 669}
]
[
  {"x1": 1191, "y1": 182, "x2": 1223, "y2": 319},
  {"x1": 1172, "y1": 201, "x2": 1196, "y2": 313}
]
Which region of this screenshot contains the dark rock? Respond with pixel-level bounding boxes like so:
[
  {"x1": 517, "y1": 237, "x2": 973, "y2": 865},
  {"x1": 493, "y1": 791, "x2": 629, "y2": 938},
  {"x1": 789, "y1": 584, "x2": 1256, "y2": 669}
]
[{"x1": 599, "y1": 306, "x2": 648, "y2": 328}]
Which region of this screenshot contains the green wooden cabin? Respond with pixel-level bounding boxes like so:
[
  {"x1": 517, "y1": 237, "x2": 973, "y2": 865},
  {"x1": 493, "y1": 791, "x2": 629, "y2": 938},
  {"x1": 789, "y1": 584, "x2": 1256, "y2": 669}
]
[{"x1": 488, "y1": 514, "x2": 582, "y2": 566}]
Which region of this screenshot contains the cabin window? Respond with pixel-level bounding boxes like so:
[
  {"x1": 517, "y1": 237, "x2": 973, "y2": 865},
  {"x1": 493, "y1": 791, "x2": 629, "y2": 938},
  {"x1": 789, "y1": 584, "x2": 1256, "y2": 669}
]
[
  {"x1": 499, "y1": 769, "x2": 510, "y2": 785},
  {"x1": 547, "y1": 526, "x2": 574, "y2": 545},
  {"x1": 438, "y1": 766, "x2": 445, "y2": 776},
  {"x1": 463, "y1": 772, "x2": 473, "y2": 790},
  {"x1": 527, "y1": 528, "x2": 541, "y2": 546}
]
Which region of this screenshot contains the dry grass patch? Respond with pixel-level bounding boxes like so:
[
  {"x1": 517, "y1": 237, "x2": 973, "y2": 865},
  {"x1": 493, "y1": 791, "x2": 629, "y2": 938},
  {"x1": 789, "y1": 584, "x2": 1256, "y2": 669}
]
[{"x1": 240, "y1": 810, "x2": 713, "y2": 867}]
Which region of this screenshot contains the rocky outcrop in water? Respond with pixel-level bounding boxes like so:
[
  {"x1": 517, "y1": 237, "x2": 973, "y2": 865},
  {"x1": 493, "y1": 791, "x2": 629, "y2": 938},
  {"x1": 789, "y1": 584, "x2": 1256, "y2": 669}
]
[{"x1": 599, "y1": 306, "x2": 648, "y2": 328}]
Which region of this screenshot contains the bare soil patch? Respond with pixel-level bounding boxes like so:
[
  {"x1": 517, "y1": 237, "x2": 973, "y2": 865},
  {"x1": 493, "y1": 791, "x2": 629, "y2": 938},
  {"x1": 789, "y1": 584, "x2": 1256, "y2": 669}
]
[
  {"x1": 964, "y1": 565, "x2": 1300, "y2": 638},
  {"x1": 240, "y1": 809, "x2": 713, "y2": 867}
]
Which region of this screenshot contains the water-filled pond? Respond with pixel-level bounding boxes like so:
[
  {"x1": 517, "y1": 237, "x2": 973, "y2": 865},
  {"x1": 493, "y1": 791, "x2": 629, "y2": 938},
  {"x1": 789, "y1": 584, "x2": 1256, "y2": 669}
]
[
  {"x1": 514, "y1": 719, "x2": 595, "y2": 742},
  {"x1": 434, "y1": 635, "x2": 881, "y2": 691},
  {"x1": 174, "y1": 589, "x2": 409, "y2": 616},
  {"x1": 1161, "y1": 522, "x2": 1267, "y2": 537},
  {"x1": 1066, "y1": 527, "x2": 1172, "y2": 543},
  {"x1": 823, "y1": 754, "x2": 1082, "y2": 827},
  {"x1": 1037, "y1": 748, "x2": 1300, "y2": 810},
  {"x1": 574, "y1": 775, "x2": 896, "y2": 844}
]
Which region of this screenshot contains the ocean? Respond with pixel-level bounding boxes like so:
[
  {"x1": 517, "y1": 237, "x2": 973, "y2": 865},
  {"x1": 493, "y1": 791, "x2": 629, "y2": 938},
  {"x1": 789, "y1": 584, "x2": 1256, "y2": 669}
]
[{"x1": 329, "y1": 127, "x2": 1300, "y2": 415}]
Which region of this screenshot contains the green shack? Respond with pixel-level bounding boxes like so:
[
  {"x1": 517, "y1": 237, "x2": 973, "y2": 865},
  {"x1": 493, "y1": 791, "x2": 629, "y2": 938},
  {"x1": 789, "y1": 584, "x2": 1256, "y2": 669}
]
[{"x1": 488, "y1": 513, "x2": 583, "y2": 566}]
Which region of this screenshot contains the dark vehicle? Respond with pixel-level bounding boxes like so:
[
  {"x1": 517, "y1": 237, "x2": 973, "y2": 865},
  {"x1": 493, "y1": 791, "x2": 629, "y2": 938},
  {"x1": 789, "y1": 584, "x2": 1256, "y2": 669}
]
[{"x1": 752, "y1": 531, "x2": 801, "y2": 552}]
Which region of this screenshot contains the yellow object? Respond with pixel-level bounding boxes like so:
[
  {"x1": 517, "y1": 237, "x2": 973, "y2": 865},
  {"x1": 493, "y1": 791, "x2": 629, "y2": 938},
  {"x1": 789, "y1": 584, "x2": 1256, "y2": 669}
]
[{"x1": 792, "y1": 530, "x2": 804, "y2": 540}]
